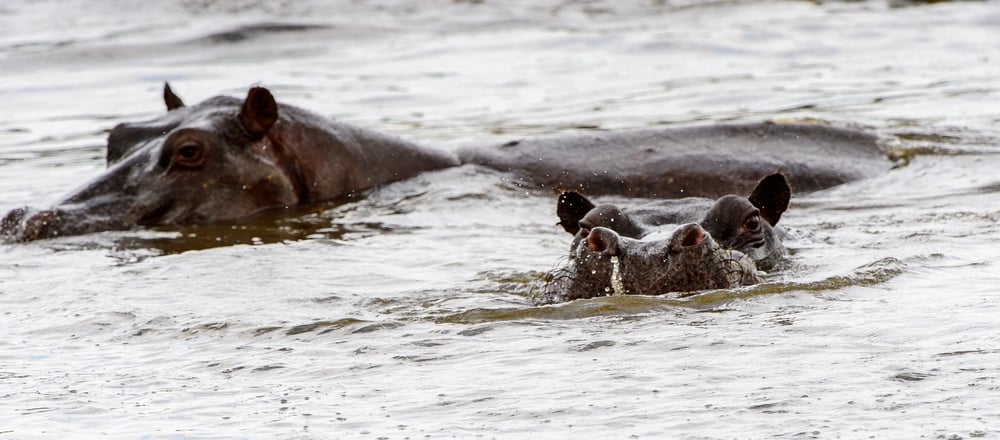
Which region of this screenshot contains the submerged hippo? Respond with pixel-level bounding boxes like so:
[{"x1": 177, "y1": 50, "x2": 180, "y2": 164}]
[
  {"x1": 2, "y1": 85, "x2": 458, "y2": 241},
  {"x1": 1, "y1": 84, "x2": 889, "y2": 242},
  {"x1": 537, "y1": 173, "x2": 790, "y2": 304}
]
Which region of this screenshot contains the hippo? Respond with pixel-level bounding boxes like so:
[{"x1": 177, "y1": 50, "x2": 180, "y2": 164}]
[
  {"x1": 1, "y1": 84, "x2": 890, "y2": 242},
  {"x1": 2, "y1": 85, "x2": 458, "y2": 241},
  {"x1": 536, "y1": 173, "x2": 790, "y2": 304}
]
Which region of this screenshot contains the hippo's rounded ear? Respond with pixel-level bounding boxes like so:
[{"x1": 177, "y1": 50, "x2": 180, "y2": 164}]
[
  {"x1": 164, "y1": 82, "x2": 185, "y2": 111},
  {"x1": 239, "y1": 87, "x2": 279, "y2": 139},
  {"x1": 557, "y1": 191, "x2": 596, "y2": 235},
  {"x1": 748, "y1": 172, "x2": 791, "y2": 226}
]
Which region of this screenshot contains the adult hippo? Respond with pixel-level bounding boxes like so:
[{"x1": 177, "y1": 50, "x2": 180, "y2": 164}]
[
  {"x1": 537, "y1": 173, "x2": 790, "y2": 304},
  {"x1": 2, "y1": 85, "x2": 459, "y2": 241},
  {"x1": 1, "y1": 84, "x2": 890, "y2": 242}
]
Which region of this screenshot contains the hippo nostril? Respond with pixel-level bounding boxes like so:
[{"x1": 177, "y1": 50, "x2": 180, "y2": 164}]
[
  {"x1": 585, "y1": 227, "x2": 619, "y2": 255},
  {"x1": 2, "y1": 207, "x2": 30, "y2": 236},
  {"x1": 2, "y1": 209, "x2": 61, "y2": 241},
  {"x1": 587, "y1": 232, "x2": 607, "y2": 252},
  {"x1": 681, "y1": 225, "x2": 704, "y2": 247}
]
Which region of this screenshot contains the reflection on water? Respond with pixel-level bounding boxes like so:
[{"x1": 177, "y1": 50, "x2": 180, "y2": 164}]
[
  {"x1": 2, "y1": 0, "x2": 1000, "y2": 438},
  {"x1": 115, "y1": 198, "x2": 366, "y2": 253}
]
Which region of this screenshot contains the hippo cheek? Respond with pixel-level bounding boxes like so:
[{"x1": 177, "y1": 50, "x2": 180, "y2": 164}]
[
  {"x1": 134, "y1": 192, "x2": 245, "y2": 226},
  {"x1": 740, "y1": 242, "x2": 770, "y2": 262},
  {"x1": 244, "y1": 173, "x2": 300, "y2": 210},
  {"x1": 723, "y1": 214, "x2": 766, "y2": 249},
  {"x1": 132, "y1": 198, "x2": 182, "y2": 226},
  {"x1": 186, "y1": 177, "x2": 298, "y2": 223}
]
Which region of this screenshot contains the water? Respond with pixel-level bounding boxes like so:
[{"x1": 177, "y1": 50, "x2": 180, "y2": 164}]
[{"x1": 2, "y1": 0, "x2": 1000, "y2": 438}]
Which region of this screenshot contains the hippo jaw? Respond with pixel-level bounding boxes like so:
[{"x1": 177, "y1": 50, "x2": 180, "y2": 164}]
[
  {"x1": 1, "y1": 164, "x2": 159, "y2": 241},
  {"x1": 539, "y1": 224, "x2": 762, "y2": 304},
  {"x1": 2, "y1": 193, "x2": 195, "y2": 241},
  {"x1": 2, "y1": 186, "x2": 195, "y2": 241},
  {"x1": 1, "y1": 165, "x2": 296, "y2": 242}
]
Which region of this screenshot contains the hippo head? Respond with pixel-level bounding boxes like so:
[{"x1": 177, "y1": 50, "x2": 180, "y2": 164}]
[
  {"x1": 538, "y1": 172, "x2": 791, "y2": 303},
  {"x1": 2, "y1": 84, "x2": 303, "y2": 241},
  {"x1": 539, "y1": 223, "x2": 761, "y2": 304},
  {"x1": 698, "y1": 173, "x2": 790, "y2": 269},
  {"x1": 556, "y1": 172, "x2": 790, "y2": 271}
]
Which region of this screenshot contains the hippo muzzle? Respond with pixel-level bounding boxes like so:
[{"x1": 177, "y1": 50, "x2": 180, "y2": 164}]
[
  {"x1": 538, "y1": 224, "x2": 762, "y2": 304},
  {"x1": 3, "y1": 207, "x2": 118, "y2": 241}
]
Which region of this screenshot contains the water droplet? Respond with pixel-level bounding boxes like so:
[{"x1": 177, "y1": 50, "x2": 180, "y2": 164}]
[{"x1": 610, "y1": 256, "x2": 625, "y2": 296}]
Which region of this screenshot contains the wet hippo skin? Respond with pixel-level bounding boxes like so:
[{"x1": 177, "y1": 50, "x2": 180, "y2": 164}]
[
  {"x1": 538, "y1": 173, "x2": 791, "y2": 304},
  {"x1": 2, "y1": 85, "x2": 888, "y2": 241},
  {"x1": 2, "y1": 85, "x2": 458, "y2": 241},
  {"x1": 461, "y1": 122, "x2": 887, "y2": 198}
]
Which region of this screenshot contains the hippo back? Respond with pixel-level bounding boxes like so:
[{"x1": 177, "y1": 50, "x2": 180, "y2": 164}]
[{"x1": 460, "y1": 121, "x2": 889, "y2": 198}]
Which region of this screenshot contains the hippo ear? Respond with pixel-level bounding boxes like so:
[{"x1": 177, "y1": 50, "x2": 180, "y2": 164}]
[
  {"x1": 163, "y1": 82, "x2": 185, "y2": 111},
  {"x1": 748, "y1": 172, "x2": 791, "y2": 226},
  {"x1": 557, "y1": 191, "x2": 596, "y2": 235},
  {"x1": 239, "y1": 87, "x2": 279, "y2": 139}
]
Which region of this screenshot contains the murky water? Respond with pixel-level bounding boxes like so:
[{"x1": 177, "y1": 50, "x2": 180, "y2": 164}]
[{"x1": 2, "y1": 0, "x2": 1000, "y2": 438}]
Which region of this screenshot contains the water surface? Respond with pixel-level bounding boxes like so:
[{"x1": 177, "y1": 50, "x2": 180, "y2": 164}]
[{"x1": 2, "y1": 0, "x2": 1000, "y2": 438}]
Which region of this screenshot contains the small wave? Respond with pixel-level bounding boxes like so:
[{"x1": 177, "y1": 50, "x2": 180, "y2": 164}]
[
  {"x1": 440, "y1": 257, "x2": 906, "y2": 323},
  {"x1": 194, "y1": 23, "x2": 331, "y2": 45},
  {"x1": 436, "y1": 295, "x2": 684, "y2": 324},
  {"x1": 281, "y1": 318, "x2": 368, "y2": 336},
  {"x1": 682, "y1": 257, "x2": 906, "y2": 305}
]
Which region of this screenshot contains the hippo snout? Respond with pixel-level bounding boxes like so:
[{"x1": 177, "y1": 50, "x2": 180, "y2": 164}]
[
  {"x1": 584, "y1": 227, "x2": 621, "y2": 255},
  {"x1": 675, "y1": 224, "x2": 707, "y2": 249},
  {"x1": 1, "y1": 207, "x2": 66, "y2": 241},
  {"x1": 1, "y1": 206, "x2": 129, "y2": 242},
  {"x1": 1, "y1": 207, "x2": 29, "y2": 239}
]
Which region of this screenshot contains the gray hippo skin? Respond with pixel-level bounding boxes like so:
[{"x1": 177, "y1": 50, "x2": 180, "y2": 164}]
[
  {"x1": 2, "y1": 85, "x2": 888, "y2": 241},
  {"x1": 460, "y1": 121, "x2": 887, "y2": 198},
  {"x1": 539, "y1": 223, "x2": 761, "y2": 305},
  {"x1": 556, "y1": 172, "x2": 790, "y2": 271},
  {"x1": 538, "y1": 173, "x2": 790, "y2": 304},
  {"x1": 2, "y1": 85, "x2": 458, "y2": 241}
]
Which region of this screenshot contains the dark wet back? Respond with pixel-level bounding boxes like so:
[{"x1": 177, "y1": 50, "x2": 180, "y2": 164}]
[{"x1": 461, "y1": 122, "x2": 888, "y2": 198}]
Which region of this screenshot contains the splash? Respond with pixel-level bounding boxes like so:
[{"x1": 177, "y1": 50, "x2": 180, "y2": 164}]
[{"x1": 610, "y1": 255, "x2": 626, "y2": 296}]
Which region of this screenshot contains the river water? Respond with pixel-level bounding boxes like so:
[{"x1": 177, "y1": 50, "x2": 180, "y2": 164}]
[{"x1": 2, "y1": 0, "x2": 999, "y2": 438}]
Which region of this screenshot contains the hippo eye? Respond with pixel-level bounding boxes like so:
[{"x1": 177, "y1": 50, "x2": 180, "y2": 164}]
[
  {"x1": 172, "y1": 142, "x2": 205, "y2": 168},
  {"x1": 179, "y1": 145, "x2": 198, "y2": 158}
]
